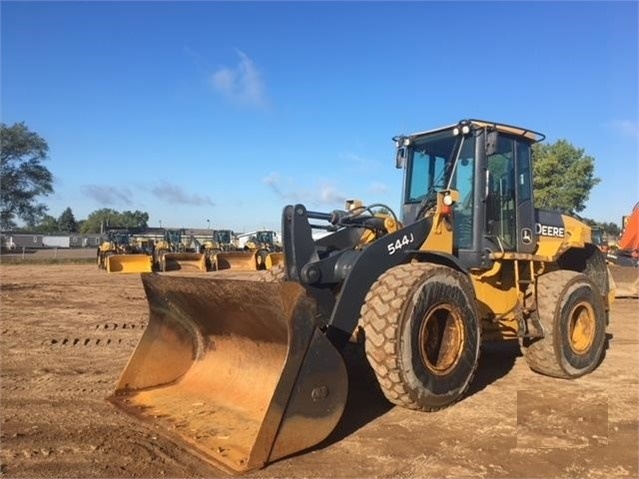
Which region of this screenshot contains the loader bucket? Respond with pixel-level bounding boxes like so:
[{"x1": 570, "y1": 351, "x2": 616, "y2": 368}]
[
  {"x1": 609, "y1": 264, "x2": 639, "y2": 298},
  {"x1": 162, "y1": 252, "x2": 207, "y2": 272},
  {"x1": 215, "y1": 251, "x2": 259, "y2": 271},
  {"x1": 107, "y1": 254, "x2": 153, "y2": 273},
  {"x1": 265, "y1": 252, "x2": 284, "y2": 270},
  {"x1": 108, "y1": 275, "x2": 348, "y2": 473}
]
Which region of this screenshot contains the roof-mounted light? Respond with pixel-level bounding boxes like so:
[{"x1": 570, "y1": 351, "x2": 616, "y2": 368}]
[{"x1": 454, "y1": 124, "x2": 471, "y2": 136}]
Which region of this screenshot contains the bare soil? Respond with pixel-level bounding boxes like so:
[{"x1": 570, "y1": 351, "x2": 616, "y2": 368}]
[{"x1": 1, "y1": 264, "x2": 637, "y2": 478}]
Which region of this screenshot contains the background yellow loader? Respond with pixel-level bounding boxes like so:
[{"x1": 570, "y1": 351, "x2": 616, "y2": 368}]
[
  {"x1": 201, "y1": 229, "x2": 238, "y2": 270},
  {"x1": 215, "y1": 230, "x2": 283, "y2": 271},
  {"x1": 110, "y1": 119, "x2": 612, "y2": 473},
  {"x1": 96, "y1": 229, "x2": 152, "y2": 273},
  {"x1": 154, "y1": 228, "x2": 206, "y2": 272}
]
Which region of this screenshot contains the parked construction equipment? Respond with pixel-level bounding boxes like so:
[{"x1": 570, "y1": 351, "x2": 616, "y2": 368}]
[
  {"x1": 110, "y1": 120, "x2": 613, "y2": 473},
  {"x1": 607, "y1": 202, "x2": 639, "y2": 297},
  {"x1": 607, "y1": 202, "x2": 639, "y2": 267},
  {"x1": 154, "y1": 229, "x2": 206, "y2": 272},
  {"x1": 97, "y1": 229, "x2": 152, "y2": 273},
  {"x1": 203, "y1": 229, "x2": 237, "y2": 270},
  {"x1": 216, "y1": 230, "x2": 282, "y2": 271}
]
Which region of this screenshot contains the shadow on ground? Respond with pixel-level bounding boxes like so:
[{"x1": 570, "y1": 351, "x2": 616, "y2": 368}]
[
  {"x1": 466, "y1": 340, "x2": 521, "y2": 398},
  {"x1": 286, "y1": 338, "x2": 524, "y2": 463}
]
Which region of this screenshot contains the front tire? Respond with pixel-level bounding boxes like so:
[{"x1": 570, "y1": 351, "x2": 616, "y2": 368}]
[
  {"x1": 256, "y1": 249, "x2": 269, "y2": 270},
  {"x1": 520, "y1": 270, "x2": 606, "y2": 379},
  {"x1": 360, "y1": 263, "x2": 481, "y2": 411}
]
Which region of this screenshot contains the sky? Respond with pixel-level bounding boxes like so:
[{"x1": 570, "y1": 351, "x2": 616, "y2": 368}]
[{"x1": 1, "y1": 1, "x2": 638, "y2": 233}]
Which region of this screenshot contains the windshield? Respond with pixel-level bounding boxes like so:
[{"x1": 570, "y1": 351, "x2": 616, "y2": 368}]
[
  {"x1": 591, "y1": 228, "x2": 604, "y2": 246},
  {"x1": 255, "y1": 231, "x2": 273, "y2": 244},
  {"x1": 215, "y1": 230, "x2": 231, "y2": 244},
  {"x1": 405, "y1": 129, "x2": 460, "y2": 204},
  {"x1": 110, "y1": 233, "x2": 129, "y2": 244},
  {"x1": 166, "y1": 230, "x2": 181, "y2": 243}
]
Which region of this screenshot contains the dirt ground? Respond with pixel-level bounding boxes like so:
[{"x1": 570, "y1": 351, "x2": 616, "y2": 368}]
[{"x1": 1, "y1": 264, "x2": 637, "y2": 478}]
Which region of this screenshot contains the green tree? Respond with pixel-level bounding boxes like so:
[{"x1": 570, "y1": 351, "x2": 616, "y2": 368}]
[
  {"x1": 532, "y1": 140, "x2": 600, "y2": 213},
  {"x1": 0, "y1": 122, "x2": 54, "y2": 229},
  {"x1": 119, "y1": 210, "x2": 149, "y2": 229},
  {"x1": 32, "y1": 214, "x2": 60, "y2": 234},
  {"x1": 600, "y1": 221, "x2": 620, "y2": 237},
  {"x1": 58, "y1": 207, "x2": 78, "y2": 232},
  {"x1": 80, "y1": 208, "x2": 120, "y2": 234},
  {"x1": 80, "y1": 208, "x2": 149, "y2": 233}
]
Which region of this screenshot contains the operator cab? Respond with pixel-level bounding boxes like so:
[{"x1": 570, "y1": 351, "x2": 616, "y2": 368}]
[
  {"x1": 255, "y1": 230, "x2": 275, "y2": 245},
  {"x1": 395, "y1": 119, "x2": 545, "y2": 269}
]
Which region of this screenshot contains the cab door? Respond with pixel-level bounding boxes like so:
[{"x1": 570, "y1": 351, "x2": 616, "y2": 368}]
[{"x1": 485, "y1": 135, "x2": 537, "y2": 253}]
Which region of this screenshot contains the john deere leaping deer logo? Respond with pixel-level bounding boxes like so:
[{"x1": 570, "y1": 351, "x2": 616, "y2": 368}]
[{"x1": 521, "y1": 228, "x2": 533, "y2": 245}]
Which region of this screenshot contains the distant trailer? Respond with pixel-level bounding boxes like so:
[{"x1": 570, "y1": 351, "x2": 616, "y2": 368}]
[
  {"x1": 69, "y1": 235, "x2": 83, "y2": 248},
  {"x1": 82, "y1": 236, "x2": 101, "y2": 248},
  {"x1": 7, "y1": 234, "x2": 45, "y2": 249},
  {"x1": 43, "y1": 236, "x2": 71, "y2": 248}
]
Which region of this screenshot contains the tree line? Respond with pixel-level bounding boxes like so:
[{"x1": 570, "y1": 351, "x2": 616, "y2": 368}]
[
  {"x1": 21, "y1": 207, "x2": 150, "y2": 235},
  {"x1": 0, "y1": 121, "x2": 623, "y2": 237}
]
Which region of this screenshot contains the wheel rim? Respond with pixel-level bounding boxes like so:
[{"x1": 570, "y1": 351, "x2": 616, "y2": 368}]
[
  {"x1": 418, "y1": 304, "x2": 465, "y2": 375},
  {"x1": 568, "y1": 300, "x2": 596, "y2": 354}
]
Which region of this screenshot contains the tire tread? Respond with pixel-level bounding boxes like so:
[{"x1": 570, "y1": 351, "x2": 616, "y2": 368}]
[{"x1": 360, "y1": 263, "x2": 479, "y2": 411}]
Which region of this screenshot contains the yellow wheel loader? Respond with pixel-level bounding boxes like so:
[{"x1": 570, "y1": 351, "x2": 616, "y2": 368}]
[
  {"x1": 215, "y1": 230, "x2": 283, "y2": 271},
  {"x1": 97, "y1": 230, "x2": 153, "y2": 273},
  {"x1": 109, "y1": 120, "x2": 612, "y2": 473},
  {"x1": 154, "y1": 229, "x2": 207, "y2": 272},
  {"x1": 203, "y1": 229, "x2": 239, "y2": 270}
]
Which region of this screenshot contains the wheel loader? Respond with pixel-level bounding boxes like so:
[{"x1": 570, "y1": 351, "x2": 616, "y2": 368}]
[
  {"x1": 215, "y1": 229, "x2": 283, "y2": 271},
  {"x1": 154, "y1": 228, "x2": 207, "y2": 272},
  {"x1": 97, "y1": 229, "x2": 153, "y2": 273},
  {"x1": 202, "y1": 229, "x2": 238, "y2": 270},
  {"x1": 109, "y1": 119, "x2": 613, "y2": 473}
]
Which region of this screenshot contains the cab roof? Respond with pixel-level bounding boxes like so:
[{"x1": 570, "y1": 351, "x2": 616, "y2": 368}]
[{"x1": 397, "y1": 119, "x2": 546, "y2": 143}]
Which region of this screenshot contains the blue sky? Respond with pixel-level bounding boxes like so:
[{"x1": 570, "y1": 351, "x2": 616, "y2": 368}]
[{"x1": 2, "y1": 1, "x2": 637, "y2": 232}]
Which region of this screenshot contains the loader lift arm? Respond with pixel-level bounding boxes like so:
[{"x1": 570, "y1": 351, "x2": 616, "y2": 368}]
[{"x1": 282, "y1": 203, "x2": 434, "y2": 349}]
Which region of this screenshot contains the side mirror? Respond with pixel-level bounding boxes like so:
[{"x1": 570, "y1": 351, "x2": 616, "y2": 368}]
[
  {"x1": 486, "y1": 131, "x2": 499, "y2": 156},
  {"x1": 395, "y1": 147, "x2": 407, "y2": 169}
]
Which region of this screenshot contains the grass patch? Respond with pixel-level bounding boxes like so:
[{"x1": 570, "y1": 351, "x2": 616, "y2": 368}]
[{"x1": 0, "y1": 257, "x2": 96, "y2": 266}]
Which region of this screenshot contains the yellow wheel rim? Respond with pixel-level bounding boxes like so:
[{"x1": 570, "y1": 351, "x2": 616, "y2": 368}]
[
  {"x1": 568, "y1": 301, "x2": 596, "y2": 354},
  {"x1": 418, "y1": 304, "x2": 465, "y2": 376}
]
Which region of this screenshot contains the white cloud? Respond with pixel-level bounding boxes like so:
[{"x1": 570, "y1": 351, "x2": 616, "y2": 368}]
[
  {"x1": 262, "y1": 173, "x2": 346, "y2": 207},
  {"x1": 340, "y1": 152, "x2": 382, "y2": 173},
  {"x1": 319, "y1": 184, "x2": 347, "y2": 205},
  {"x1": 262, "y1": 172, "x2": 301, "y2": 201},
  {"x1": 606, "y1": 120, "x2": 639, "y2": 138},
  {"x1": 262, "y1": 172, "x2": 280, "y2": 188},
  {"x1": 369, "y1": 181, "x2": 389, "y2": 195},
  {"x1": 211, "y1": 50, "x2": 267, "y2": 108},
  {"x1": 150, "y1": 181, "x2": 215, "y2": 206},
  {"x1": 83, "y1": 185, "x2": 133, "y2": 206}
]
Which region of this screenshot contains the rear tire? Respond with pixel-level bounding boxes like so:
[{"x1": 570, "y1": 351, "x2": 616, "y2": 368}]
[
  {"x1": 360, "y1": 263, "x2": 480, "y2": 411},
  {"x1": 520, "y1": 270, "x2": 606, "y2": 379}
]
